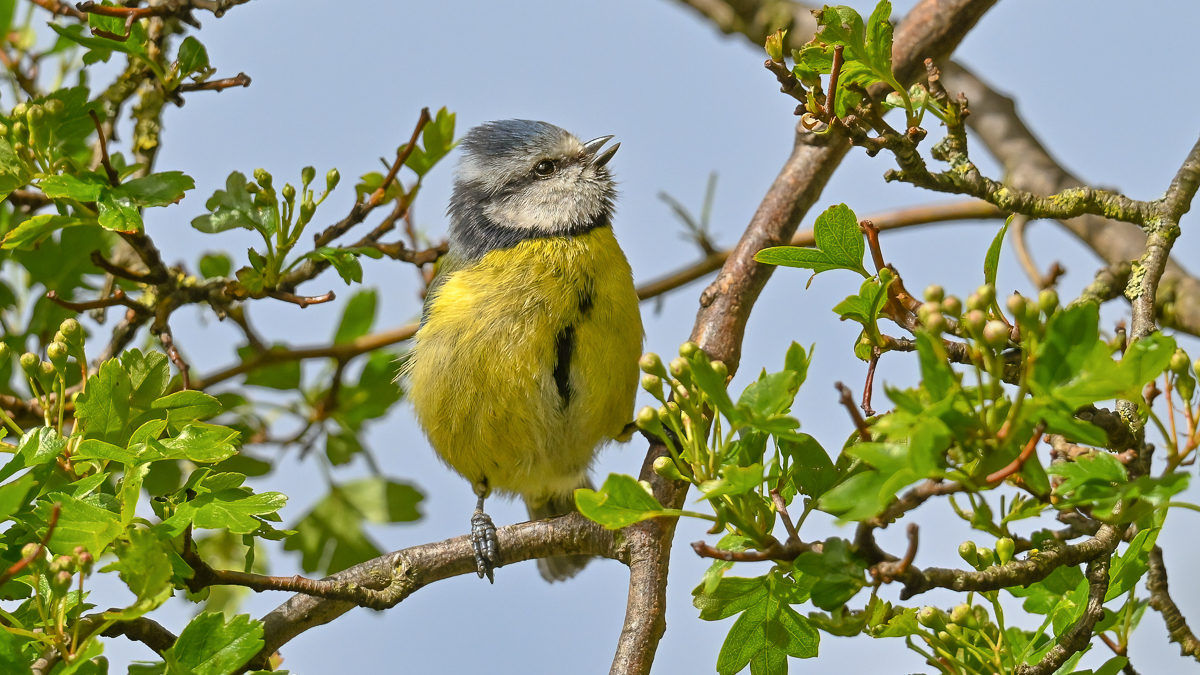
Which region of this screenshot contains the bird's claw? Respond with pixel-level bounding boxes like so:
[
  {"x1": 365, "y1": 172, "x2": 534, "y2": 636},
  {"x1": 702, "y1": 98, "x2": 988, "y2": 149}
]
[{"x1": 471, "y1": 508, "x2": 499, "y2": 583}]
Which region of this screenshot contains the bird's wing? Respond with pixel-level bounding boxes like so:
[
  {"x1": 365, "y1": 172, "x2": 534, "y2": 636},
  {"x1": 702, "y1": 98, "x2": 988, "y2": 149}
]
[{"x1": 420, "y1": 250, "x2": 467, "y2": 327}]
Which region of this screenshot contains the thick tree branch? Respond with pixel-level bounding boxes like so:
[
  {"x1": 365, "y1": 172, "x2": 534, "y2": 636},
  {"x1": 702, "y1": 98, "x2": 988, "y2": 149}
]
[
  {"x1": 1147, "y1": 546, "x2": 1200, "y2": 662},
  {"x1": 247, "y1": 513, "x2": 620, "y2": 671},
  {"x1": 1016, "y1": 554, "x2": 1113, "y2": 675}
]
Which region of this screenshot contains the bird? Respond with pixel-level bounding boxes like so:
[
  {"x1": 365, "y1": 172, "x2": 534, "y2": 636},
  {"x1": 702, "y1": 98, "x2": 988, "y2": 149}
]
[{"x1": 406, "y1": 119, "x2": 643, "y2": 582}]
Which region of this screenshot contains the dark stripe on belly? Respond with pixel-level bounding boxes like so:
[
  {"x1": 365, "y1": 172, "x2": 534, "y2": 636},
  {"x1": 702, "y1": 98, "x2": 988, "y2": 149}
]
[{"x1": 553, "y1": 326, "x2": 574, "y2": 407}]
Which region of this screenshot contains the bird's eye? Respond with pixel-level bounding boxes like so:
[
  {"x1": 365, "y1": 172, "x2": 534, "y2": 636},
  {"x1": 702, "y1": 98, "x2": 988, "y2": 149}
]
[{"x1": 534, "y1": 159, "x2": 555, "y2": 176}]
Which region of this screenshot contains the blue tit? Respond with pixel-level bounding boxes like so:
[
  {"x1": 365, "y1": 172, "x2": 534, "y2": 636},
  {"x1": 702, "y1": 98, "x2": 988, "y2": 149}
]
[{"x1": 406, "y1": 120, "x2": 643, "y2": 582}]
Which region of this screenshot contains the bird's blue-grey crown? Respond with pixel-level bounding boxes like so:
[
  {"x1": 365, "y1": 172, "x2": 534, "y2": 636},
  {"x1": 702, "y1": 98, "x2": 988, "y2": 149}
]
[{"x1": 447, "y1": 120, "x2": 619, "y2": 259}]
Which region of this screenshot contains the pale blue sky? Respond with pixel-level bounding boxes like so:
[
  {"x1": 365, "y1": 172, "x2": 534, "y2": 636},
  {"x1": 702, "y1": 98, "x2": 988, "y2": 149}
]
[{"x1": 60, "y1": 0, "x2": 1200, "y2": 672}]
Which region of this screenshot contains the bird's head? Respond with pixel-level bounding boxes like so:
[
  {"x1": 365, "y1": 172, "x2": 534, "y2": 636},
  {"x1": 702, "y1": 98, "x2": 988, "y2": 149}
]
[{"x1": 449, "y1": 120, "x2": 619, "y2": 241}]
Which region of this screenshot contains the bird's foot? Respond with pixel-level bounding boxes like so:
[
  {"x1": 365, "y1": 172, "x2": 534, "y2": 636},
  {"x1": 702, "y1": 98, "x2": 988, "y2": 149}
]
[{"x1": 471, "y1": 508, "x2": 499, "y2": 583}]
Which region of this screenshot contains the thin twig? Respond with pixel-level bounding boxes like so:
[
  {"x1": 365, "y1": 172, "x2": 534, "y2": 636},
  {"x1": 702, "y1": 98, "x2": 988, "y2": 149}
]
[
  {"x1": 88, "y1": 110, "x2": 119, "y2": 187},
  {"x1": 861, "y1": 347, "x2": 879, "y2": 416},
  {"x1": 985, "y1": 421, "x2": 1046, "y2": 485},
  {"x1": 29, "y1": 0, "x2": 86, "y2": 19},
  {"x1": 0, "y1": 503, "x2": 60, "y2": 587},
  {"x1": 769, "y1": 488, "x2": 799, "y2": 541},
  {"x1": 46, "y1": 289, "x2": 144, "y2": 314},
  {"x1": 266, "y1": 290, "x2": 336, "y2": 308},
  {"x1": 370, "y1": 107, "x2": 432, "y2": 209},
  {"x1": 836, "y1": 382, "x2": 871, "y2": 441},
  {"x1": 825, "y1": 45, "x2": 844, "y2": 119},
  {"x1": 156, "y1": 324, "x2": 190, "y2": 391},
  {"x1": 178, "y1": 72, "x2": 251, "y2": 92}
]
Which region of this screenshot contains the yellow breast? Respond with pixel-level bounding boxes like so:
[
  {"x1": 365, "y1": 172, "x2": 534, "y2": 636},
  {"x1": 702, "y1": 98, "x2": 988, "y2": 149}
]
[{"x1": 407, "y1": 226, "x2": 643, "y2": 501}]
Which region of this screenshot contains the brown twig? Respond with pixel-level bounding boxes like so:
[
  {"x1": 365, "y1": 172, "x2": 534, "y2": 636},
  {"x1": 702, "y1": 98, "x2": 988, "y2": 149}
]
[
  {"x1": 155, "y1": 323, "x2": 190, "y2": 390},
  {"x1": 860, "y1": 219, "x2": 887, "y2": 273},
  {"x1": 985, "y1": 421, "x2": 1046, "y2": 485},
  {"x1": 836, "y1": 382, "x2": 870, "y2": 441},
  {"x1": 88, "y1": 109, "x2": 119, "y2": 187},
  {"x1": 1147, "y1": 546, "x2": 1200, "y2": 662},
  {"x1": 266, "y1": 290, "x2": 336, "y2": 308},
  {"x1": 29, "y1": 0, "x2": 86, "y2": 19},
  {"x1": 769, "y1": 488, "x2": 799, "y2": 542},
  {"x1": 0, "y1": 503, "x2": 60, "y2": 587},
  {"x1": 825, "y1": 45, "x2": 844, "y2": 119},
  {"x1": 690, "y1": 537, "x2": 812, "y2": 562},
  {"x1": 861, "y1": 347, "x2": 879, "y2": 417},
  {"x1": 77, "y1": 1, "x2": 162, "y2": 20},
  {"x1": 178, "y1": 72, "x2": 251, "y2": 93},
  {"x1": 370, "y1": 107, "x2": 432, "y2": 209},
  {"x1": 46, "y1": 289, "x2": 144, "y2": 314}
]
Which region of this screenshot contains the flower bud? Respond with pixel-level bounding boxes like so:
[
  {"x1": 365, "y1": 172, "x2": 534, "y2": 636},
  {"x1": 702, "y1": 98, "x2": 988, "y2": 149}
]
[
  {"x1": 20, "y1": 542, "x2": 41, "y2": 561},
  {"x1": 46, "y1": 342, "x2": 68, "y2": 373},
  {"x1": 652, "y1": 456, "x2": 684, "y2": 481},
  {"x1": 639, "y1": 353, "x2": 664, "y2": 376},
  {"x1": 996, "y1": 537, "x2": 1015, "y2": 565},
  {"x1": 669, "y1": 357, "x2": 690, "y2": 378},
  {"x1": 1038, "y1": 289, "x2": 1059, "y2": 315},
  {"x1": 282, "y1": 183, "x2": 296, "y2": 203},
  {"x1": 1006, "y1": 294, "x2": 1028, "y2": 320},
  {"x1": 641, "y1": 374, "x2": 662, "y2": 393},
  {"x1": 711, "y1": 360, "x2": 728, "y2": 380},
  {"x1": 44, "y1": 99, "x2": 64, "y2": 116},
  {"x1": 958, "y1": 540, "x2": 978, "y2": 566},
  {"x1": 301, "y1": 165, "x2": 316, "y2": 187},
  {"x1": 25, "y1": 104, "x2": 44, "y2": 125},
  {"x1": 636, "y1": 406, "x2": 662, "y2": 434},
  {"x1": 949, "y1": 603, "x2": 971, "y2": 625},
  {"x1": 983, "y1": 321, "x2": 1009, "y2": 349},
  {"x1": 923, "y1": 311, "x2": 946, "y2": 334},
  {"x1": 917, "y1": 302, "x2": 939, "y2": 323},
  {"x1": 966, "y1": 292, "x2": 984, "y2": 312},
  {"x1": 51, "y1": 570, "x2": 72, "y2": 594},
  {"x1": 0, "y1": 343, "x2": 9, "y2": 368},
  {"x1": 917, "y1": 606, "x2": 947, "y2": 630},
  {"x1": 940, "y1": 295, "x2": 962, "y2": 318},
  {"x1": 923, "y1": 284, "x2": 945, "y2": 304},
  {"x1": 976, "y1": 546, "x2": 994, "y2": 568},
  {"x1": 11, "y1": 103, "x2": 26, "y2": 119},
  {"x1": 253, "y1": 168, "x2": 273, "y2": 189},
  {"x1": 299, "y1": 197, "x2": 316, "y2": 224},
  {"x1": 326, "y1": 168, "x2": 341, "y2": 191},
  {"x1": 49, "y1": 554, "x2": 72, "y2": 574},
  {"x1": 0, "y1": 124, "x2": 7, "y2": 136},
  {"x1": 19, "y1": 352, "x2": 39, "y2": 377},
  {"x1": 38, "y1": 361, "x2": 55, "y2": 382},
  {"x1": 975, "y1": 284, "x2": 995, "y2": 307},
  {"x1": 679, "y1": 342, "x2": 700, "y2": 359},
  {"x1": 963, "y1": 310, "x2": 986, "y2": 335},
  {"x1": 60, "y1": 318, "x2": 84, "y2": 345},
  {"x1": 1170, "y1": 349, "x2": 1190, "y2": 375}
]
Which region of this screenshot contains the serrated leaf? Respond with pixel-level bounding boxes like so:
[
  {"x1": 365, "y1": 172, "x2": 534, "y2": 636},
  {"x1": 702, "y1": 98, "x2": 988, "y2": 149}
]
[
  {"x1": 75, "y1": 359, "x2": 132, "y2": 446},
  {"x1": 36, "y1": 492, "x2": 123, "y2": 556},
  {"x1": 1, "y1": 214, "x2": 87, "y2": 250},
  {"x1": 755, "y1": 204, "x2": 867, "y2": 280},
  {"x1": 575, "y1": 473, "x2": 679, "y2": 529},
  {"x1": 117, "y1": 171, "x2": 194, "y2": 207},
  {"x1": 102, "y1": 527, "x2": 174, "y2": 619},
  {"x1": 779, "y1": 433, "x2": 836, "y2": 500},
  {"x1": 164, "y1": 612, "x2": 263, "y2": 675}
]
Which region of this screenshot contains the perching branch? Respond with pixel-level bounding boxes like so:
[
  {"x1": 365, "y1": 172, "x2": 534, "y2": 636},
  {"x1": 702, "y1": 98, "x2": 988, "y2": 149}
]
[
  {"x1": 1147, "y1": 546, "x2": 1200, "y2": 662},
  {"x1": 178, "y1": 72, "x2": 251, "y2": 92}
]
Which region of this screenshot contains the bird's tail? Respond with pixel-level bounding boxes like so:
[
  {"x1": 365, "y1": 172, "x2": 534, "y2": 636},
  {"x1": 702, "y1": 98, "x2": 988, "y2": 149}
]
[{"x1": 525, "y1": 477, "x2": 594, "y2": 582}]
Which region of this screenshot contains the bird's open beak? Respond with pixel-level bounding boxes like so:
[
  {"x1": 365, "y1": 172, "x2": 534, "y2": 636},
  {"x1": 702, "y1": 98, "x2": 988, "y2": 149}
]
[{"x1": 583, "y1": 135, "x2": 620, "y2": 169}]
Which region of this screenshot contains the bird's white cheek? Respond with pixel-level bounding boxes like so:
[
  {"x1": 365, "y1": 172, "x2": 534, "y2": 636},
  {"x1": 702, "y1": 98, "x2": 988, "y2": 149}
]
[{"x1": 484, "y1": 179, "x2": 591, "y2": 233}]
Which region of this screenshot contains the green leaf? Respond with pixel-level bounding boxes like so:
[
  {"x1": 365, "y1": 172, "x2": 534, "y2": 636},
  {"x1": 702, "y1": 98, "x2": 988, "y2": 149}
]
[
  {"x1": 1105, "y1": 528, "x2": 1158, "y2": 601},
  {"x1": 575, "y1": 473, "x2": 679, "y2": 529},
  {"x1": 75, "y1": 438, "x2": 140, "y2": 465},
  {"x1": 713, "y1": 573, "x2": 819, "y2": 675},
  {"x1": 152, "y1": 390, "x2": 222, "y2": 429},
  {"x1": 739, "y1": 371, "x2": 799, "y2": 418},
  {"x1": 1053, "y1": 333, "x2": 1176, "y2": 409},
  {"x1": 916, "y1": 331, "x2": 956, "y2": 400},
  {"x1": 1, "y1": 214, "x2": 86, "y2": 250},
  {"x1": 191, "y1": 172, "x2": 274, "y2": 236},
  {"x1": 176, "y1": 36, "x2": 210, "y2": 75},
  {"x1": 151, "y1": 423, "x2": 240, "y2": 464},
  {"x1": 76, "y1": 359, "x2": 133, "y2": 446},
  {"x1": 694, "y1": 575, "x2": 768, "y2": 621},
  {"x1": 984, "y1": 215, "x2": 1013, "y2": 288},
  {"x1": 1033, "y1": 303, "x2": 1100, "y2": 391},
  {"x1": 199, "y1": 253, "x2": 232, "y2": 279},
  {"x1": 338, "y1": 477, "x2": 423, "y2": 523},
  {"x1": 237, "y1": 344, "x2": 302, "y2": 390},
  {"x1": 333, "y1": 350, "x2": 403, "y2": 429},
  {"x1": 0, "y1": 427, "x2": 66, "y2": 482},
  {"x1": 0, "y1": 626, "x2": 32, "y2": 675},
  {"x1": 794, "y1": 538, "x2": 866, "y2": 611},
  {"x1": 0, "y1": 137, "x2": 31, "y2": 201},
  {"x1": 778, "y1": 433, "x2": 836, "y2": 499},
  {"x1": 163, "y1": 612, "x2": 263, "y2": 675},
  {"x1": 117, "y1": 171, "x2": 195, "y2": 207},
  {"x1": 38, "y1": 172, "x2": 106, "y2": 202},
  {"x1": 302, "y1": 247, "x2": 363, "y2": 284},
  {"x1": 783, "y1": 342, "x2": 812, "y2": 390},
  {"x1": 160, "y1": 482, "x2": 286, "y2": 536},
  {"x1": 122, "y1": 349, "x2": 171, "y2": 409},
  {"x1": 754, "y1": 204, "x2": 867, "y2": 280},
  {"x1": 0, "y1": 472, "x2": 37, "y2": 522},
  {"x1": 97, "y1": 190, "x2": 144, "y2": 232},
  {"x1": 333, "y1": 289, "x2": 377, "y2": 344},
  {"x1": 699, "y1": 464, "x2": 764, "y2": 499},
  {"x1": 102, "y1": 527, "x2": 174, "y2": 619},
  {"x1": 36, "y1": 492, "x2": 124, "y2": 556}
]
